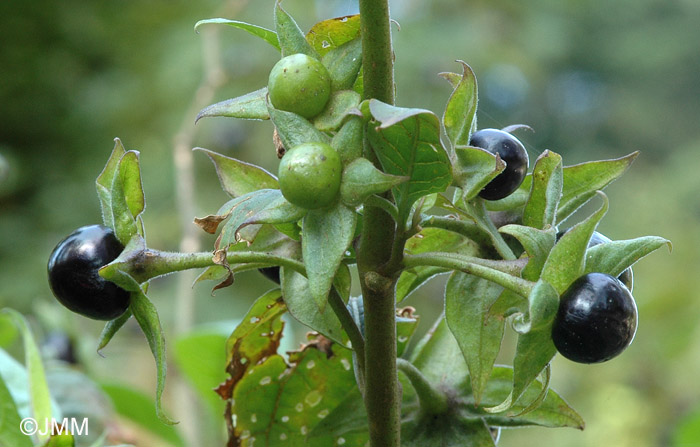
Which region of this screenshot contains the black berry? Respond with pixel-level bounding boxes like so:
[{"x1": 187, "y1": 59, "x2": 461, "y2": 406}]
[
  {"x1": 259, "y1": 266, "x2": 281, "y2": 284},
  {"x1": 469, "y1": 128, "x2": 529, "y2": 200},
  {"x1": 48, "y1": 225, "x2": 130, "y2": 320},
  {"x1": 552, "y1": 272, "x2": 638, "y2": 364}
]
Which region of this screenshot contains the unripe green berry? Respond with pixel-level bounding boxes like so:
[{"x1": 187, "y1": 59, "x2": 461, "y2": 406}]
[
  {"x1": 279, "y1": 142, "x2": 341, "y2": 209},
  {"x1": 268, "y1": 54, "x2": 331, "y2": 119}
]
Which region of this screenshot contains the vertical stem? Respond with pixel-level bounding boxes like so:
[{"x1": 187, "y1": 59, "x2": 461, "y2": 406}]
[{"x1": 358, "y1": 1, "x2": 400, "y2": 446}]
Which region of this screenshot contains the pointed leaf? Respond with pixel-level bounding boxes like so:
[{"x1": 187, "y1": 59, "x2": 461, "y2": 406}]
[
  {"x1": 340, "y1": 157, "x2": 408, "y2": 206},
  {"x1": 306, "y1": 15, "x2": 361, "y2": 57},
  {"x1": 499, "y1": 225, "x2": 556, "y2": 281},
  {"x1": 117, "y1": 151, "x2": 145, "y2": 220},
  {"x1": 108, "y1": 150, "x2": 145, "y2": 244},
  {"x1": 367, "y1": 100, "x2": 452, "y2": 221},
  {"x1": 196, "y1": 88, "x2": 270, "y2": 123},
  {"x1": 445, "y1": 272, "x2": 505, "y2": 404},
  {"x1": 312, "y1": 90, "x2": 361, "y2": 132},
  {"x1": 301, "y1": 203, "x2": 357, "y2": 312},
  {"x1": 196, "y1": 148, "x2": 278, "y2": 198},
  {"x1": 281, "y1": 270, "x2": 344, "y2": 344},
  {"x1": 512, "y1": 279, "x2": 559, "y2": 334},
  {"x1": 401, "y1": 415, "x2": 496, "y2": 447},
  {"x1": 442, "y1": 61, "x2": 478, "y2": 149},
  {"x1": 557, "y1": 152, "x2": 638, "y2": 222},
  {"x1": 274, "y1": 1, "x2": 317, "y2": 58},
  {"x1": 411, "y1": 317, "x2": 468, "y2": 389},
  {"x1": 194, "y1": 19, "x2": 280, "y2": 51},
  {"x1": 541, "y1": 193, "x2": 608, "y2": 294},
  {"x1": 522, "y1": 150, "x2": 563, "y2": 230},
  {"x1": 97, "y1": 310, "x2": 132, "y2": 354},
  {"x1": 507, "y1": 327, "x2": 557, "y2": 411},
  {"x1": 585, "y1": 236, "x2": 672, "y2": 277},
  {"x1": 130, "y1": 292, "x2": 177, "y2": 425},
  {"x1": 453, "y1": 146, "x2": 505, "y2": 200}
]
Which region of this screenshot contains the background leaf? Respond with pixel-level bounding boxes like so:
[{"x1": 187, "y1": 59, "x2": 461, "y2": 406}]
[{"x1": 0, "y1": 374, "x2": 33, "y2": 447}]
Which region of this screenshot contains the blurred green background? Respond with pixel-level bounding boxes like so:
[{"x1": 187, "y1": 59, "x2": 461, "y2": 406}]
[{"x1": 1, "y1": 0, "x2": 698, "y2": 446}]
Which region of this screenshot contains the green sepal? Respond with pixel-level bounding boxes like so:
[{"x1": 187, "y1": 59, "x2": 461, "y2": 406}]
[
  {"x1": 499, "y1": 225, "x2": 556, "y2": 281},
  {"x1": 511, "y1": 279, "x2": 559, "y2": 334},
  {"x1": 452, "y1": 145, "x2": 505, "y2": 201},
  {"x1": 340, "y1": 157, "x2": 408, "y2": 207},
  {"x1": 196, "y1": 88, "x2": 270, "y2": 123},
  {"x1": 194, "y1": 19, "x2": 280, "y2": 51},
  {"x1": 321, "y1": 37, "x2": 363, "y2": 91},
  {"x1": 331, "y1": 115, "x2": 363, "y2": 166},
  {"x1": 195, "y1": 148, "x2": 278, "y2": 198},
  {"x1": 312, "y1": 90, "x2": 361, "y2": 132},
  {"x1": 268, "y1": 101, "x2": 330, "y2": 151},
  {"x1": 441, "y1": 61, "x2": 478, "y2": 149},
  {"x1": 522, "y1": 150, "x2": 563, "y2": 230},
  {"x1": 301, "y1": 203, "x2": 357, "y2": 313},
  {"x1": 97, "y1": 309, "x2": 132, "y2": 354},
  {"x1": 274, "y1": 1, "x2": 318, "y2": 58},
  {"x1": 584, "y1": 236, "x2": 672, "y2": 277}
]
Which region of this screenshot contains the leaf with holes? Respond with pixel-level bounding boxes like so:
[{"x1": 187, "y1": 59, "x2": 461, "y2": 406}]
[{"x1": 367, "y1": 100, "x2": 452, "y2": 222}]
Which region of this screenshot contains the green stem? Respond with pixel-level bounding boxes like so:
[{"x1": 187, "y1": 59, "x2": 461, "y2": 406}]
[
  {"x1": 358, "y1": 0, "x2": 401, "y2": 446},
  {"x1": 420, "y1": 215, "x2": 493, "y2": 250},
  {"x1": 403, "y1": 252, "x2": 534, "y2": 297},
  {"x1": 396, "y1": 359, "x2": 448, "y2": 415}
]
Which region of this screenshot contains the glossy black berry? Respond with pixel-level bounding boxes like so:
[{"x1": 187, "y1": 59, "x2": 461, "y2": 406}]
[
  {"x1": 469, "y1": 128, "x2": 529, "y2": 200},
  {"x1": 557, "y1": 229, "x2": 634, "y2": 291},
  {"x1": 258, "y1": 266, "x2": 281, "y2": 284},
  {"x1": 48, "y1": 225, "x2": 130, "y2": 320},
  {"x1": 552, "y1": 272, "x2": 637, "y2": 364}
]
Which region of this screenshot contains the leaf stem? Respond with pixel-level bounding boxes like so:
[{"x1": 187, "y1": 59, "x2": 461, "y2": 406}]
[
  {"x1": 396, "y1": 358, "x2": 449, "y2": 415},
  {"x1": 403, "y1": 252, "x2": 534, "y2": 297}
]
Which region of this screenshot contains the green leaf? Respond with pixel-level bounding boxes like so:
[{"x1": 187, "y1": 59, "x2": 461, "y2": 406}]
[
  {"x1": 196, "y1": 88, "x2": 270, "y2": 122},
  {"x1": 173, "y1": 325, "x2": 230, "y2": 416},
  {"x1": 541, "y1": 193, "x2": 608, "y2": 294},
  {"x1": 116, "y1": 151, "x2": 145, "y2": 222},
  {"x1": 0, "y1": 313, "x2": 17, "y2": 348},
  {"x1": 0, "y1": 368, "x2": 33, "y2": 447},
  {"x1": 274, "y1": 1, "x2": 317, "y2": 58},
  {"x1": 396, "y1": 310, "x2": 419, "y2": 358},
  {"x1": 441, "y1": 61, "x2": 478, "y2": 149},
  {"x1": 411, "y1": 317, "x2": 468, "y2": 389},
  {"x1": 522, "y1": 150, "x2": 563, "y2": 230},
  {"x1": 230, "y1": 341, "x2": 366, "y2": 446},
  {"x1": 268, "y1": 103, "x2": 330, "y2": 151},
  {"x1": 101, "y1": 383, "x2": 184, "y2": 447},
  {"x1": 321, "y1": 38, "x2": 363, "y2": 91},
  {"x1": 401, "y1": 415, "x2": 496, "y2": 447},
  {"x1": 367, "y1": 100, "x2": 452, "y2": 222},
  {"x1": 452, "y1": 146, "x2": 505, "y2": 201},
  {"x1": 196, "y1": 148, "x2": 278, "y2": 198},
  {"x1": 280, "y1": 271, "x2": 344, "y2": 344},
  {"x1": 129, "y1": 292, "x2": 177, "y2": 425},
  {"x1": 301, "y1": 203, "x2": 357, "y2": 313},
  {"x1": 498, "y1": 225, "x2": 556, "y2": 281},
  {"x1": 312, "y1": 90, "x2": 361, "y2": 132},
  {"x1": 194, "y1": 18, "x2": 280, "y2": 51},
  {"x1": 584, "y1": 236, "x2": 672, "y2": 277},
  {"x1": 462, "y1": 366, "x2": 584, "y2": 429},
  {"x1": 306, "y1": 15, "x2": 361, "y2": 57},
  {"x1": 557, "y1": 151, "x2": 638, "y2": 223},
  {"x1": 340, "y1": 157, "x2": 408, "y2": 207},
  {"x1": 511, "y1": 279, "x2": 559, "y2": 334},
  {"x1": 1, "y1": 309, "x2": 53, "y2": 444},
  {"x1": 331, "y1": 115, "x2": 363, "y2": 166},
  {"x1": 445, "y1": 272, "x2": 504, "y2": 404}
]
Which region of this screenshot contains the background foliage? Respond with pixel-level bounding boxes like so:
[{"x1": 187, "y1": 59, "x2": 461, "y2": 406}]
[{"x1": 1, "y1": 0, "x2": 698, "y2": 446}]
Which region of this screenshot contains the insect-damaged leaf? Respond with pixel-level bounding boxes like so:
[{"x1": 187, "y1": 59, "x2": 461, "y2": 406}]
[{"x1": 367, "y1": 100, "x2": 452, "y2": 223}]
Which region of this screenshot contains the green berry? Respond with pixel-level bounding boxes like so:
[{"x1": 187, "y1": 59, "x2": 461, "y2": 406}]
[
  {"x1": 279, "y1": 142, "x2": 341, "y2": 209},
  {"x1": 268, "y1": 53, "x2": 332, "y2": 119}
]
